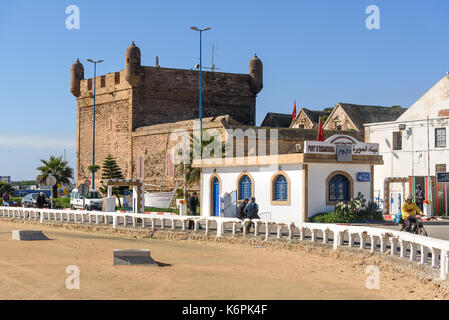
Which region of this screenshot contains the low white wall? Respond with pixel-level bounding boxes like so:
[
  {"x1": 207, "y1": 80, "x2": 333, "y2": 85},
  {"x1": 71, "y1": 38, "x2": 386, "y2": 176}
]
[{"x1": 201, "y1": 164, "x2": 303, "y2": 224}]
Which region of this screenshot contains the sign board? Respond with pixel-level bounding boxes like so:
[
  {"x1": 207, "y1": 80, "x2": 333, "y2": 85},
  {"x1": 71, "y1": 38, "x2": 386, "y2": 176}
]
[
  {"x1": 78, "y1": 183, "x2": 89, "y2": 197},
  {"x1": 85, "y1": 179, "x2": 91, "y2": 187},
  {"x1": 63, "y1": 188, "x2": 69, "y2": 195},
  {"x1": 336, "y1": 144, "x2": 352, "y2": 162},
  {"x1": 304, "y1": 134, "x2": 379, "y2": 156},
  {"x1": 437, "y1": 172, "x2": 449, "y2": 183},
  {"x1": 357, "y1": 172, "x2": 371, "y2": 182},
  {"x1": 46, "y1": 176, "x2": 57, "y2": 186}
]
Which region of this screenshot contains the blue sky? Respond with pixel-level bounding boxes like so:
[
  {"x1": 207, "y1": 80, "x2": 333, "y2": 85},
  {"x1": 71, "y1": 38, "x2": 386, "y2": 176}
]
[{"x1": 1, "y1": 0, "x2": 448, "y2": 181}]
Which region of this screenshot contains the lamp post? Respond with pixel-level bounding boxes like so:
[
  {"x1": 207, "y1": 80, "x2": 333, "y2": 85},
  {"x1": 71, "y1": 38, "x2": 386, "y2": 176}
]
[
  {"x1": 87, "y1": 59, "x2": 104, "y2": 190},
  {"x1": 190, "y1": 26, "x2": 211, "y2": 148}
]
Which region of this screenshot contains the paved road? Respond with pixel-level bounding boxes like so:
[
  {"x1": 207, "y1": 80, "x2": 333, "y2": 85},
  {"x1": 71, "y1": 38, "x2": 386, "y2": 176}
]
[{"x1": 368, "y1": 220, "x2": 449, "y2": 241}]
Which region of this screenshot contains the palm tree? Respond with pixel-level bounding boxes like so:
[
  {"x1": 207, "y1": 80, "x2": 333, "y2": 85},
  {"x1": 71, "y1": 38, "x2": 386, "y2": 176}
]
[
  {"x1": 36, "y1": 156, "x2": 74, "y2": 198},
  {"x1": 177, "y1": 133, "x2": 228, "y2": 185}
]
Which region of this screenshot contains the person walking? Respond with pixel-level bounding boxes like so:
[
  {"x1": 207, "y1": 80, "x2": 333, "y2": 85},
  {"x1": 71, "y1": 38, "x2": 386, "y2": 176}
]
[
  {"x1": 188, "y1": 192, "x2": 199, "y2": 230},
  {"x1": 243, "y1": 197, "x2": 260, "y2": 233},
  {"x1": 237, "y1": 198, "x2": 249, "y2": 231},
  {"x1": 36, "y1": 192, "x2": 46, "y2": 209},
  {"x1": 415, "y1": 185, "x2": 425, "y2": 211}
]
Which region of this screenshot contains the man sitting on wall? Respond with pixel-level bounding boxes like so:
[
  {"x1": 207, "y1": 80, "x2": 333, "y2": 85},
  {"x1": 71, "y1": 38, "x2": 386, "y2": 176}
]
[
  {"x1": 237, "y1": 198, "x2": 249, "y2": 232},
  {"x1": 401, "y1": 193, "x2": 422, "y2": 232},
  {"x1": 244, "y1": 197, "x2": 260, "y2": 233}
]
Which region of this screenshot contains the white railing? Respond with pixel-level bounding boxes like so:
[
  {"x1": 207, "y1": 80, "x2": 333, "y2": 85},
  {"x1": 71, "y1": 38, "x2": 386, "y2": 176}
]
[{"x1": 1, "y1": 206, "x2": 448, "y2": 280}]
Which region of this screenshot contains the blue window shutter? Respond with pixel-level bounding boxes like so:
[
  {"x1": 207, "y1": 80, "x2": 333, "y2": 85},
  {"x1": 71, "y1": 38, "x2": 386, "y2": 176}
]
[
  {"x1": 239, "y1": 175, "x2": 252, "y2": 200},
  {"x1": 274, "y1": 175, "x2": 287, "y2": 201}
]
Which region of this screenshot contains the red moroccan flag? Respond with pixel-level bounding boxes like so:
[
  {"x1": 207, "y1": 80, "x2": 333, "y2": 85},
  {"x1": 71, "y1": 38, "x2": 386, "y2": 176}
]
[
  {"x1": 292, "y1": 100, "x2": 297, "y2": 120},
  {"x1": 317, "y1": 116, "x2": 325, "y2": 141}
]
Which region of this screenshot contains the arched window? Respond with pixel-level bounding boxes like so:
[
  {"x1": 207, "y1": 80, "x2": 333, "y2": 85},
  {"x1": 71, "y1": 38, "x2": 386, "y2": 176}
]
[
  {"x1": 273, "y1": 175, "x2": 288, "y2": 201},
  {"x1": 328, "y1": 174, "x2": 350, "y2": 202},
  {"x1": 270, "y1": 171, "x2": 290, "y2": 205},
  {"x1": 238, "y1": 174, "x2": 252, "y2": 200}
]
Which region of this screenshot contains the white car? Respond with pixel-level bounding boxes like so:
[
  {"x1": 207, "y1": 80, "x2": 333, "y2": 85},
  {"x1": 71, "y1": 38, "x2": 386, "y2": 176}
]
[{"x1": 70, "y1": 189, "x2": 103, "y2": 211}]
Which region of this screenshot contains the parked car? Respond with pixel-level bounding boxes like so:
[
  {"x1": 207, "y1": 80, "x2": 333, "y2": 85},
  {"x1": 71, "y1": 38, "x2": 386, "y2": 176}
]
[
  {"x1": 70, "y1": 189, "x2": 103, "y2": 211},
  {"x1": 22, "y1": 193, "x2": 50, "y2": 208}
]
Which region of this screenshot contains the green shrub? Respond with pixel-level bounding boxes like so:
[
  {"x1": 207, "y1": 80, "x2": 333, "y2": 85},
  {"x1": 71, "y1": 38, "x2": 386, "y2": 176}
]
[
  {"x1": 52, "y1": 197, "x2": 70, "y2": 209},
  {"x1": 310, "y1": 192, "x2": 383, "y2": 223},
  {"x1": 0, "y1": 197, "x2": 22, "y2": 206},
  {"x1": 11, "y1": 197, "x2": 23, "y2": 206},
  {"x1": 115, "y1": 206, "x2": 180, "y2": 214}
]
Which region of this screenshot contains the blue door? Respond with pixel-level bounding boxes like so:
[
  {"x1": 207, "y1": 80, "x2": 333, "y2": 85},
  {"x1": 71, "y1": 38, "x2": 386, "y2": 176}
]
[{"x1": 212, "y1": 177, "x2": 220, "y2": 216}]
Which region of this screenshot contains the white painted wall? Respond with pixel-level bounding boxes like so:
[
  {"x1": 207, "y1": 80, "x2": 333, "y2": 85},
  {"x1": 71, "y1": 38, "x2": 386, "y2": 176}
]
[
  {"x1": 201, "y1": 164, "x2": 303, "y2": 224},
  {"x1": 365, "y1": 74, "x2": 449, "y2": 213},
  {"x1": 201, "y1": 162, "x2": 374, "y2": 224},
  {"x1": 397, "y1": 75, "x2": 449, "y2": 121},
  {"x1": 366, "y1": 117, "x2": 449, "y2": 207},
  {"x1": 307, "y1": 163, "x2": 373, "y2": 217}
]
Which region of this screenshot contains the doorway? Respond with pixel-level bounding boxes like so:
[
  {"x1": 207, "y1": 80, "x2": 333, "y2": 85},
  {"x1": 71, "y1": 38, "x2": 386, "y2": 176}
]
[{"x1": 212, "y1": 177, "x2": 220, "y2": 216}]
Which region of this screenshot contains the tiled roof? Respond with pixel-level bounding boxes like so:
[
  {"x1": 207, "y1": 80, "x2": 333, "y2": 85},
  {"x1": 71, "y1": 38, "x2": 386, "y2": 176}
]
[{"x1": 260, "y1": 112, "x2": 292, "y2": 128}]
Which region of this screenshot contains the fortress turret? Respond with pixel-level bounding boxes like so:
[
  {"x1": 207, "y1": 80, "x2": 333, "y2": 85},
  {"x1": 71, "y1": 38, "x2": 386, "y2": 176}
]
[
  {"x1": 70, "y1": 58, "x2": 84, "y2": 97},
  {"x1": 125, "y1": 41, "x2": 143, "y2": 86},
  {"x1": 249, "y1": 54, "x2": 263, "y2": 94}
]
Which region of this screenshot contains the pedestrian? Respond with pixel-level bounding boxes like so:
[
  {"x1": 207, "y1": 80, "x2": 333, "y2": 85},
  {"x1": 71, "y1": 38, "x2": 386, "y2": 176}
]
[
  {"x1": 243, "y1": 197, "x2": 260, "y2": 233},
  {"x1": 36, "y1": 192, "x2": 46, "y2": 209},
  {"x1": 188, "y1": 192, "x2": 199, "y2": 230},
  {"x1": 415, "y1": 185, "x2": 425, "y2": 211},
  {"x1": 237, "y1": 198, "x2": 249, "y2": 231}
]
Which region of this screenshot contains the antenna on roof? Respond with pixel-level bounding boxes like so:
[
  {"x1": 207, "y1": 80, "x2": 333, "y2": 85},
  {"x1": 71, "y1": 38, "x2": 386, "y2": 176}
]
[{"x1": 203, "y1": 43, "x2": 221, "y2": 72}]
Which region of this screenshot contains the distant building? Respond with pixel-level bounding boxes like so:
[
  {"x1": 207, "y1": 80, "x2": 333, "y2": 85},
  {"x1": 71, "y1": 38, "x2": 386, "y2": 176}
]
[
  {"x1": 323, "y1": 103, "x2": 407, "y2": 134},
  {"x1": 365, "y1": 75, "x2": 449, "y2": 215},
  {"x1": 260, "y1": 112, "x2": 292, "y2": 128},
  {"x1": 290, "y1": 108, "x2": 331, "y2": 129}
]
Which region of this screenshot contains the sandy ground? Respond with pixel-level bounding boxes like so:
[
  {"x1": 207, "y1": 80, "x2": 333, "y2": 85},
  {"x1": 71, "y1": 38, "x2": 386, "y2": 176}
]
[{"x1": 0, "y1": 219, "x2": 445, "y2": 300}]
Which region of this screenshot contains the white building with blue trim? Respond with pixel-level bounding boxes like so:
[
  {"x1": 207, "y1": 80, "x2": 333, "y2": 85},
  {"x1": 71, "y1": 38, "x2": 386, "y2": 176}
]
[{"x1": 194, "y1": 135, "x2": 383, "y2": 224}]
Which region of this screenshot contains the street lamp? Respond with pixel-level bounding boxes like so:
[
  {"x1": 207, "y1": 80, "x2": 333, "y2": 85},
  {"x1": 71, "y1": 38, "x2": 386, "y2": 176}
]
[
  {"x1": 190, "y1": 26, "x2": 211, "y2": 148},
  {"x1": 87, "y1": 59, "x2": 104, "y2": 190}
]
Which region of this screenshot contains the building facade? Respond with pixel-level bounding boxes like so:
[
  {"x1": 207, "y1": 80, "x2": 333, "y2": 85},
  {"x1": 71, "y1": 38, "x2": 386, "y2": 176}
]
[
  {"x1": 195, "y1": 135, "x2": 382, "y2": 224},
  {"x1": 365, "y1": 74, "x2": 449, "y2": 215},
  {"x1": 70, "y1": 43, "x2": 263, "y2": 191}
]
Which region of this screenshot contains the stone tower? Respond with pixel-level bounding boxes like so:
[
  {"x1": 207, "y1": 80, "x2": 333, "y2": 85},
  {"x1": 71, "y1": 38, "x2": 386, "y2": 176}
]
[
  {"x1": 70, "y1": 58, "x2": 84, "y2": 97},
  {"x1": 249, "y1": 54, "x2": 263, "y2": 94},
  {"x1": 72, "y1": 43, "x2": 262, "y2": 186},
  {"x1": 125, "y1": 41, "x2": 143, "y2": 86}
]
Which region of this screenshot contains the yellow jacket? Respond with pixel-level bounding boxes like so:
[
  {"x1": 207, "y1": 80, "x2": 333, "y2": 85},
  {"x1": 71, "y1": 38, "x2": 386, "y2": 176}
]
[{"x1": 401, "y1": 202, "x2": 422, "y2": 219}]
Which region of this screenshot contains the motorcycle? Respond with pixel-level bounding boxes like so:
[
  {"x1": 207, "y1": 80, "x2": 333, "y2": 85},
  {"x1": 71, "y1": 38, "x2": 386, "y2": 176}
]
[{"x1": 393, "y1": 213, "x2": 428, "y2": 236}]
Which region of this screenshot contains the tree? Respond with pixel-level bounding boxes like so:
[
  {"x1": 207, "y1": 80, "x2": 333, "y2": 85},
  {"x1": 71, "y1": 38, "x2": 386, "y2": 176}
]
[
  {"x1": 99, "y1": 154, "x2": 125, "y2": 207},
  {"x1": 0, "y1": 181, "x2": 14, "y2": 198},
  {"x1": 88, "y1": 164, "x2": 100, "y2": 174},
  {"x1": 36, "y1": 156, "x2": 74, "y2": 198},
  {"x1": 176, "y1": 132, "x2": 228, "y2": 186}
]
